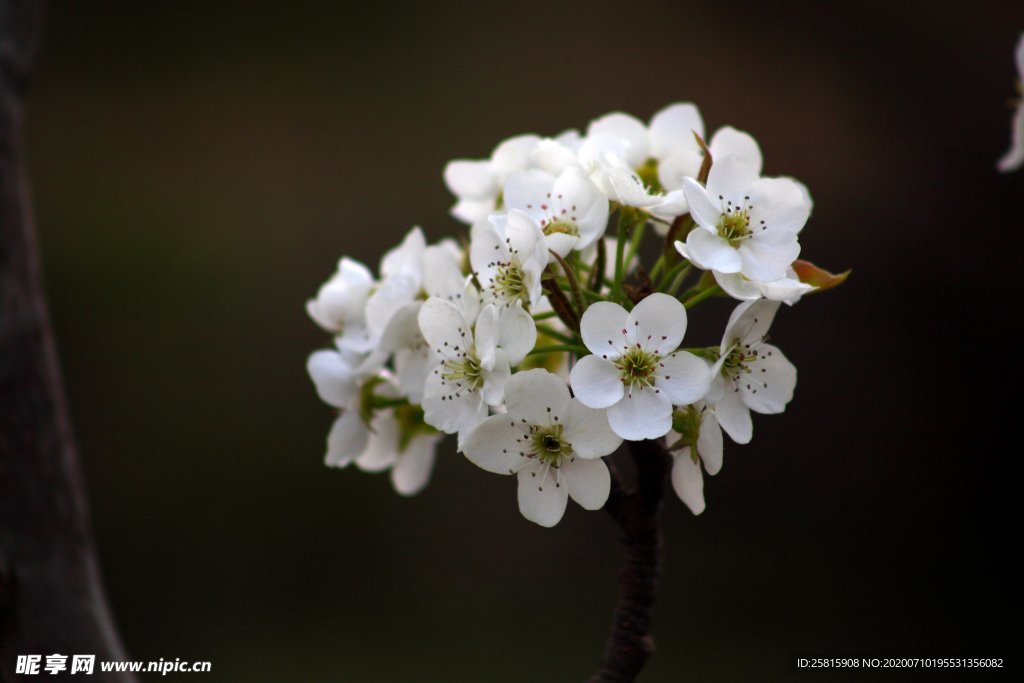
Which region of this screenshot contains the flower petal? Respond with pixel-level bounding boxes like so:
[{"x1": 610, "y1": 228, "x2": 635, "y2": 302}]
[
  {"x1": 562, "y1": 401, "x2": 622, "y2": 459},
  {"x1": 517, "y1": 464, "x2": 570, "y2": 527},
  {"x1": 580, "y1": 300, "x2": 629, "y2": 356},
  {"x1": 697, "y1": 411, "x2": 724, "y2": 475},
  {"x1": 444, "y1": 160, "x2": 497, "y2": 199},
  {"x1": 708, "y1": 126, "x2": 762, "y2": 175},
  {"x1": 627, "y1": 293, "x2": 687, "y2": 354},
  {"x1": 681, "y1": 177, "x2": 723, "y2": 230},
  {"x1": 649, "y1": 102, "x2": 704, "y2": 159},
  {"x1": 741, "y1": 344, "x2": 796, "y2": 415},
  {"x1": 325, "y1": 411, "x2": 368, "y2": 468},
  {"x1": 307, "y1": 350, "x2": 359, "y2": 409},
  {"x1": 355, "y1": 414, "x2": 399, "y2": 472},
  {"x1": 749, "y1": 177, "x2": 811, "y2": 235},
  {"x1": 715, "y1": 389, "x2": 752, "y2": 444},
  {"x1": 569, "y1": 355, "x2": 624, "y2": 409},
  {"x1": 685, "y1": 228, "x2": 742, "y2": 274},
  {"x1": 587, "y1": 112, "x2": 649, "y2": 168},
  {"x1": 607, "y1": 387, "x2": 672, "y2": 440},
  {"x1": 497, "y1": 301, "x2": 537, "y2": 366},
  {"x1": 422, "y1": 370, "x2": 487, "y2": 435},
  {"x1": 418, "y1": 297, "x2": 473, "y2": 362},
  {"x1": 391, "y1": 434, "x2": 441, "y2": 496},
  {"x1": 565, "y1": 457, "x2": 611, "y2": 510},
  {"x1": 723, "y1": 299, "x2": 781, "y2": 350},
  {"x1": 671, "y1": 450, "x2": 705, "y2": 515},
  {"x1": 504, "y1": 369, "x2": 572, "y2": 425},
  {"x1": 705, "y1": 155, "x2": 759, "y2": 208},
  {"x1": 462, "y1": 414, "x2": 530, "y2": 475},
  {"x1": 738, "y1": 238, "x2": 799, "y2": 284},
  {"x1": 655, "y1": 351, "x2": 711, "y2": 405}
]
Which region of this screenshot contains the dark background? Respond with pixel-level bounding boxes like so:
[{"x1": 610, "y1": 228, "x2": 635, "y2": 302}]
[{"x1": 24, "y1": 1, "x2": 1021, "y2": 680}]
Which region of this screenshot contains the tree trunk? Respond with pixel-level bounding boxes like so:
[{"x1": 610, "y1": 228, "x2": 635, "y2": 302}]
[{"x1": 0, "y1": 2, "x2": 135, "y2": 679}]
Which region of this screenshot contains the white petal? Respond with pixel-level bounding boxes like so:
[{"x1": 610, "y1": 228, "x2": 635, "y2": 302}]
[
  {"x1": 380, "y1": 227, "x2": 427, "y2": 281},
  {"x1": 545, "y1": 232, "x2": 579, "y2": 257},
  {"x1": 658, "y1": 150, "x2": 704, "y2": 191},
  {"x1": 355, "y1": 413, "x2": 399, "y2": 472},
  {"x1": 391, "y1": 434, "x2": 441, "y2": 496},
  {"x1": 587, "y1": 112, "x2": 649, "y2": 168},
  {"x1": 569, "y1": 355, "x2": 624, "y2": 409},
  {"x1": 307, "y1": 350, "x2": 359, "y2": 409},
  {"x1": 490, "y1": 134, "x2": 541, "y2": 177},
  {"x1": 580, "y1": 301, "x2": 629, "y2": 356},
  {"x1": 741, "y1": 344, "x2": 796, "y2": 415},
  {"x1": 531, "y1": 138, "x2": 580, "y2": 174},
  {"x1": 365, "y1": 275, "x2": 419, "y2": 338},
  {"x1": 748, "y1": 177, "x2": 811, "y2": 235},
  {"x1": 671, "y1": 451, "x2": 705, "y2": 515},
  {"x1": 562, "y1": 401, "x2": 622, "y2": 459},
  {"x1": 474, "y1": 304, "x2": 500, "y2": 371},
  {"x1": 422, "y1": 245, "x2": 466, "y2": 299},
  {"x1": 649, "y1": 190, "x2": 689, "y2": 220},
  {"x1": 462, "y1": 414, "x2": 529, "y2": 474},
  {"x1": 481, "y1": 349, "x2": 511, "y2": 406},
  {"x1": 685, "y1": 229, "x2": 742, "y2": 274},
  {"x1": 394, "y1": 346, "x2": 431, "y2": 403},
  {"x1": 444, "y1": 160, "x2": 497, "y2": 199},
  {"x1": 713, "y1": 271, "x2": 764, "y2": 301},
  {"x1": 697, "y1": 411, "x2": 723, "y2": 475},
  {"x1": 708, "y1": 126, "x2": 762, "y2": 175},
  {"x1": 469, "y1": 218, "x2": 507, "y2": 281},
  {"x1": 565, "y1": 457, "x2": 611, "y2": 510},
  {"x1": 422, "y1": 370, "x2": 486, "y2": 435},
  {"x1": 997, "y1": 100, "x2": 1024, "y2": 172},
  {"x1": 705, "y1": 155, "x2": 758, "y2": 209},
  {"x1": 715, "y1": 389, "x2": 752, "y2": 444},
  {"x1": 504, "y1": 369, "x2": 572, "y2": 425},
  {"x1": 723, "y1": 299, "x2": 780, "y2": 349},
  {"x1": 739, "y1": 239, "x2": 799, "y2": 284},
  {"x1": 607, "y1": 387, "x2": 672, "y2": 440},
  {"x1": 503, "y1": 169, "x2": 556, "y2": 214},
  {"x1": 497, "y1": 301, "x2": 537, "y2": 366},
  {"x1": 649, "y1": 102, "x2": 704, "y2": 159},
  {"x1": 681, "y1": 177, "x2": 723, "y2": 230},
  {"x1": 655, "y1": 351, "x2": 711, "y2": 405},
  {"x1": 756, "y1": 275, "x2": 814, "y2": 303},
  {"x1": 451, "y1": 197, "x2": 495, "y2": 224},
  {"x1": 627, "y1": 293, "x2": 687, "y2": 355},
  {"x1": 517, "y1": 465, "x2": 569, "y2": 527},
  {"x1": 325, "y1": 411, "x2": 368, "y2": 468},
  {"x1": 418, "y1": 298, "x2": 473, "y2": 361}
]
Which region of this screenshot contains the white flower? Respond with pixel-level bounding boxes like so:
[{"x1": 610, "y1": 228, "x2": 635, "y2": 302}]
[
  {"x1": 577, "y1": 134, "x2": 687, "y2": 218},
  {"x1": 374, "y1": 236, "x2": 476, "y2": 402},
  {"x1": 708, "y1": 299, "x2": 797, "y2": 444},
  {"x1": 713, "y1": 266, "x2": 814, "y2": 304},
  {"x1": 569, "y1": 293, "x2": 711, "y2": 441},
  {"x1": 342, "y1": 403, "x2": 445, "y2": 497},
  {"x1": 308, "y1": 360, "x2": 443, "y2": 496},
  {"x1": 668, "y1": 402, "x2": 723, "y2": 516},
  {"x1": 471, "y1": 209, "x2": 549, "y2": 310},
  {"x1": 418, "y1": 298, "x2": 517, "y2": 443},
  {"x1": 306, "y1": 257, "x2": 375, "y2": 353},
  {"x1": 443, "y1": 134, "x2": 541, "y2": 223},
  {"x1": 659, "y1": 125, "x2": 763, "y2": 192},
  {"x1": 998, "y1": 33, "x2": 1024, "y2": 173},
  {"x1": 462, "y1": 369, "x2": 621, "y2": 527},
  {"x1": 677, "y1": 155, "x2": 810, "y2": 288},
  {"x1": 502, "y1": 167, "x2": 609, "y2": 257}
]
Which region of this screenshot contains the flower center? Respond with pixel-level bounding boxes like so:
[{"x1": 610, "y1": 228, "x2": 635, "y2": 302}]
[
  {"x1": 614, "y1": 346, "x2": 660, "y2": 389},
  {"x1": 717, "y1": 208, "x2": 751, "y2": 247},
  {"x1": 441, "y1": 348, "x2": 484, "y2": 391},
  {"x1": 491, "y1": 259, "x2": 530, "y2": 307},
  {"x1": 636, "y1": 157, "x2": 662, "y2": 193},
  {"x1": 542, "y1": 220, "x2": 579, "y2": 237},
  {"x1": 529, "y1": 423, "x2": 573, "y2": 467}
]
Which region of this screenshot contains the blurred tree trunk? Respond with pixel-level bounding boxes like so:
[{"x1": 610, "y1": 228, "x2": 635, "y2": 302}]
[{"x1": 0, "y1": 2, "x2": 135, "y2": 680}]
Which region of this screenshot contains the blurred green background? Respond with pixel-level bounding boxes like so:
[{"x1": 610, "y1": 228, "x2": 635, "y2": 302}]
[{"x1": 25, "y1": 1, "x2": 1020, "y2": 680}]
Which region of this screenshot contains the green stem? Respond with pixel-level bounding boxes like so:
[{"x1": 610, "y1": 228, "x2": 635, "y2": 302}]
[
  {"x1": 532, "y1": 310, "x2": 558, "y2": 321},
  {"x1": 623, "y1": 219, "x2": 646, "y2": 278},
  {"x1": 535, "y1": 324, "x2": 577, "y2": 345},
  {"x1": 683, "y1": 285, "x2": 721, "y2": 309},
  {"x1": 528, "y1": 343, "x2": 588, "y2": 357},
  {"x1": 613, "y1": 214, "x2": 628, "y2": 303},
  {"x1": 657, "y1": 260, "x2": 690, "y2": 291}
]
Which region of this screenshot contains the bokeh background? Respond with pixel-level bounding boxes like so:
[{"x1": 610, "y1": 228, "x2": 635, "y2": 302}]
[{"x1": 24, "y1": 1, "x2": 1021, "y2": 680}]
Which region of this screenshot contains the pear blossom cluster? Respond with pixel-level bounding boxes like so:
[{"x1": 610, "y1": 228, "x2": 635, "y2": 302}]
[{"x1": 307, "y1": 102, "x2": 844, "y2": 526}]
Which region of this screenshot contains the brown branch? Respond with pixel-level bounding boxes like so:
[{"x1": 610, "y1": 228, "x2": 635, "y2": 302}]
[
  {"x1": 1, "y1": 2, "x2": 135, "y2": 679},
  {"x1": 589, "y1": 439, "x2": 672, "y2": 683}
]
